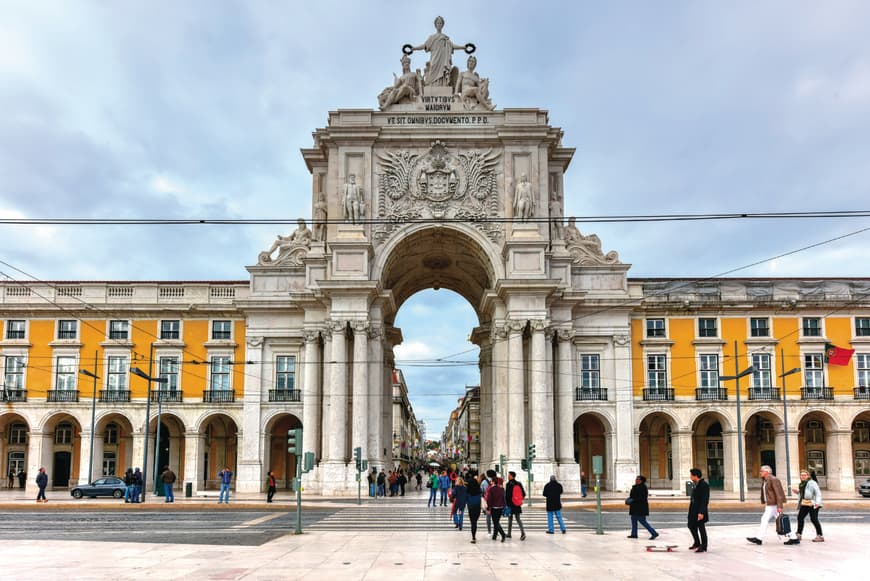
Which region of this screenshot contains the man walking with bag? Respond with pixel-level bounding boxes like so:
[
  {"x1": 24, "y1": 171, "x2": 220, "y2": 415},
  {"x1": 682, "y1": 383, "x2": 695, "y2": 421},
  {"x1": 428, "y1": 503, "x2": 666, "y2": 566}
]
[
  {"x1": 747, "y1": 465, "x2": 799, "y2": 545},
  {"x1": 687, "y1": 468, "x2": 709, "y2": 553},
  {"x1": 505, "y1": 471, "x2": 526, "y2": 541}
]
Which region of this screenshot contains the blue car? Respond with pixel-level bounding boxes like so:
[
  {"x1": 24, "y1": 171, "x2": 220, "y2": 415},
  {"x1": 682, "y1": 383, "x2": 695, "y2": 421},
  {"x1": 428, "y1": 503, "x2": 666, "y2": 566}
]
[{"x1": 70, "y1": 476, "x2": 127, "y2": 499}]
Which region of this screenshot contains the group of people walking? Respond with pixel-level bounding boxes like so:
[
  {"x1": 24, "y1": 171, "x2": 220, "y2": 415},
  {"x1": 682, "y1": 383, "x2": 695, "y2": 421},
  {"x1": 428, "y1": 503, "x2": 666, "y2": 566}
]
[{"x1": 368, "y1": 467, "x2": 420, "y2": 497}]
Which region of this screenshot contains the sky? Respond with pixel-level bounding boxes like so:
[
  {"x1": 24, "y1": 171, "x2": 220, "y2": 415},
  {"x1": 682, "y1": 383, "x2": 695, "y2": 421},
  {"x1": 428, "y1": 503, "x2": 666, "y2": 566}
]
[{"x1": 2, "y1": 1, "x2": 869, "y2": 436}]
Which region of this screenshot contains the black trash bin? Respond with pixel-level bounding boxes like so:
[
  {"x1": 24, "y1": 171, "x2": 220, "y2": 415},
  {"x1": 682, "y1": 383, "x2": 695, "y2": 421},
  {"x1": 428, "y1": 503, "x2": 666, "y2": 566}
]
[
  {"x1": 185, "y1": 482, "x2": 192, "y2": 498},
  {"x1": 685, "y1": 480, "x2": 695, "y2": 496}
]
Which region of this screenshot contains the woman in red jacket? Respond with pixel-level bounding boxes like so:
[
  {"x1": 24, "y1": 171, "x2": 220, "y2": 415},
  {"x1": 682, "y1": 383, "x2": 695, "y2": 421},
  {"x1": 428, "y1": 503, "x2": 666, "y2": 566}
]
[{"x1": 485, "y1": 477, "x2": 507, "y2": 542}]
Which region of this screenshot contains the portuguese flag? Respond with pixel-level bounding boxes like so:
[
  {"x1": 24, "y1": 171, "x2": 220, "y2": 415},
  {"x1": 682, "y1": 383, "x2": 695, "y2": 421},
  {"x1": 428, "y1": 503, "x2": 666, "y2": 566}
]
[{"x1": 825, "y1": 343, "x2": 855, "y2": 366}]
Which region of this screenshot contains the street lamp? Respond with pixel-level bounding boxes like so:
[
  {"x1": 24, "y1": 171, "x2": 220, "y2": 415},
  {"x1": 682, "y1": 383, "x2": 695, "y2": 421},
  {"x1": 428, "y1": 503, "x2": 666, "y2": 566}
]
[
  {"x1": 720, "y1": 344, "x2": 756, "y2": 503},
  {"x1": 79, "y1": 350, "x2": 100, "y2": 484},
  {"x1": 779, "y1": 354, "x2": 801, "y2": 497},
  {"x1": 131, "y1": 365, "x2": 166, "y2": 502}
]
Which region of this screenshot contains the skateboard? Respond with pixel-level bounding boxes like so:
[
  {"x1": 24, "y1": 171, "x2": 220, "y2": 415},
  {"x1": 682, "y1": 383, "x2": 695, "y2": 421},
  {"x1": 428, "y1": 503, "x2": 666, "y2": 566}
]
[{"x1": 645, "y1": 545, "x2": 678, "y2": 552}]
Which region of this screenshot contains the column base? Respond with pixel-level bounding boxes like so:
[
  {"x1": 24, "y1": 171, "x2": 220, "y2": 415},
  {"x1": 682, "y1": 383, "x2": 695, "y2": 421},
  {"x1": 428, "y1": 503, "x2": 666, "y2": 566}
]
[
  {"x1": 614, "y1": 458, "x2": 639, "y2": 492},
  {"x1": 319, "y1": 462, "x2": 354, "y2": 495},
  {"x1": 556, "y1": 462, "x2": 581, "y2": 495},
  {"x1": 235, "y1": 460, "x2": 264, "y2": 494}
]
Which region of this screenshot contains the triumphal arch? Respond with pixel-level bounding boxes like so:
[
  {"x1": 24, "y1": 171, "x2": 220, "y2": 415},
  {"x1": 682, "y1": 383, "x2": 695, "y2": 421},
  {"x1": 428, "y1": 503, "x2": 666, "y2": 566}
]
[{"x1": 242, "y1": 17, "x2": 634, "y2": 494}]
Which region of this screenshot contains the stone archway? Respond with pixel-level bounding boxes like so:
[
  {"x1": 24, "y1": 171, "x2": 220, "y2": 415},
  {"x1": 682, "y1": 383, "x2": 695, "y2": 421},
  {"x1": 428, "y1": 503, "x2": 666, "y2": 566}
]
[
  {"x1": 852, "y1": 411, "x2": 870, "y2": 483},
  {"x1": 0, "y1": 413, "x2": 29, "y2": 489},
  {"x1": 92, "y1": 412, "x2": 135, "y2": 479},
  {"x1": 691, "y1": 412, "x2": 732, "y2": 490},
  {"x1": 266, "y1": 413, "x2": 303, "y2": 490},
  {"x1": 40, "y1": 412, "x2": 83, "y2": 488},
  {"x1": 573, "y1": 413, "x2": 611, "y2": 490},
  {"x1": 199, "y1": 413, "x2": 238, "y2": 490},
  {"x1": 638, "y1": 412, "x2": 678, "y2": 489},
  {"x1": 744, "y1": 410, "x2": 783, "y2": 489}
]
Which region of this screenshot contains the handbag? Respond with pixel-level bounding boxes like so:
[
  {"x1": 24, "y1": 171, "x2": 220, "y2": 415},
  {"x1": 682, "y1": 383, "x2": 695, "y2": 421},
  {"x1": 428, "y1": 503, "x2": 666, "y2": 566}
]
[
  {"x1": 800, "y1": 498, "x2": 813, "y2": 507},
  {"x1": 775, "y1": 513, "x2": 791, "y2": 536},
  {"x1": 624, "y1": 497, "x2": 634, "y2": 505},
  {"x1": 426, "y1": 481, "x2": 432, "y2": 489}
]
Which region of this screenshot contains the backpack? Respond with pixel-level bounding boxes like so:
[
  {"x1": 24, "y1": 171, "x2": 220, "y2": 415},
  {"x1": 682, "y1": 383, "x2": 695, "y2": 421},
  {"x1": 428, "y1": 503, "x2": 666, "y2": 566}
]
[
  {"x1": 776, "y1": 513, "x2": 791, "y2": 536},
  {"x1": 511, "y1": 483, "x2": 524, "y2": 507}
]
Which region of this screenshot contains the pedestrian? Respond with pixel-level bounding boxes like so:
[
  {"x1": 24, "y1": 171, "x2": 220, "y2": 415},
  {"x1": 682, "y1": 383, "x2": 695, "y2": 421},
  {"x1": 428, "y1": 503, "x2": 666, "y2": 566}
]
[
  {"x1": 35, "y1": 467, "x2": 48, "y2": 503},
  {"x1": 377, "y1": 469, "x2": 386, "y2": 497},
  {"x1": 486, "y1": 476, "x2": 507, "y2": 542},
  {"x1": 452, "y1": 477, "x2": 468, "y2": 531},
  {"x1": 388, "y1": 470, "x2": 397, "y2": 496},
  {"x1": 504, "y1": 471, "x2": 526, "y2": 540},
  {"x1": 438, "y1": 470, "x2": 450, "y2": 506},
  {"x1": 218, "y1": 466, "x2": 233, "y2": 504},
  {"x1": 580, "y1": 470, "x2": 588, "y2": 498},
  {"x1": 18, "y1": 469, "x2": 27, "y2": 489},
  {"x1": 398, "y1": 470, "x2": 407, "y2": 496},
  {"x1": 427, "y1": 470, "x2": 439, "y2": 506},
  {"x1": 542, "y1": 475, "x2": 567, "y2": 535},
  {"x1": 415, "y1": 471, "x2": 422, "y2": 491},
  {"x1": 132, "y1": 467, "x2": 142, "y2": 503},
  {"x1": 792, "y1": 469, "x2": 824, "y2": 542},
  {"x1": 481, "y1": 471, "x2": 493, "y2": 535},
  {"x1": 7, "y1": 468, "x2": 14, "y2": 488},
  {"x1": 368, "y1": 468, "x2": 377, "y2": 497},
  {"x1": 747, "y1": 465, "x2": 799, "y2": 545},
  {"x1": 687, "y1": 467, "x2": 709, "y2": 553},
  {"x1": 161, "y1": 466, "x2": 176, "y2": 503},
  {"x1": 626, "y1": 475, "x2": 658, "y2": 540},
  {"x1": 465, "y1": 471, "x2": 483, "y2": 543},
  {"x1": 123, "y1": 468, "x2": 134, "y2": 503},
  {"x1": 266, "y1": 470, "x2": 277, "y2": 503}
]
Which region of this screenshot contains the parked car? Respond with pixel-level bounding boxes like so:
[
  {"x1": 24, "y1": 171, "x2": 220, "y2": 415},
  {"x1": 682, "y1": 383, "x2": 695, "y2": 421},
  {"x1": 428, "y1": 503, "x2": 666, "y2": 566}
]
[
  {"x1": 70, "y1": 477, "x2": 127, "y2": 499},
  {"x1": 859, "y1": 479, "x2": 870, "y2": 498}
]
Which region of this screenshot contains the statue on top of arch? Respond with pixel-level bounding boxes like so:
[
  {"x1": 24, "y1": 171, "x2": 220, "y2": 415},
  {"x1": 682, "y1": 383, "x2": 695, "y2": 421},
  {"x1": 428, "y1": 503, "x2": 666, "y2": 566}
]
[
  {"x1": 562, "y1": 217, "x2": 622, "y2": 266},
  {"x1": 377, "y1": 16, "x2": 495, "y2": 111}
]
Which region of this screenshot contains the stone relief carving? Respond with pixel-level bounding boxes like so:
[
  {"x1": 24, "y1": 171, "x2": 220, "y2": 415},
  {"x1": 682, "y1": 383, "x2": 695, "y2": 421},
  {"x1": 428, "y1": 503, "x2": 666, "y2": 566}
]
[
  {"x1": 351, "y1": 320, "x2": 370, "y2": 334},
  {"x1": 563, "y1": 217, "x2": 621, "y2": 266},
  {"x1": 246, "y1": 336, "x2": 265, "y2": 348},
  {"x1": 613, "y1": 334, "x2": 630, "y2": 346},
  {"x1": 374, "y1": 141, "x2": 502, "y2": 245},
  {"x1": 455, "y1": 55, "x2": 494, "y2": 111},
  {"x1": 257, "y1": 219, "x2": 312, "y2": 266},
  {"x1": 556, "y1": 329, "x2": 574, "y2": 342},
  {"x1": 313, "y1": 192, "x2": 328, "y2": 242},
  {"x1": 303, "y1": 329, "x2": 321, "y2": 343},
  {"x1": 513, "y1": 173, "x2": 534, "y2": 221},
  {"x1": 406, "y1": 16, "x2": 470, "y2": 88},
  {"x1": 378, "y1": 55, "x2": 423, "y2": 110},
  {"x1": 342, "y1": 174, "x2": 365, "y2": 224}
]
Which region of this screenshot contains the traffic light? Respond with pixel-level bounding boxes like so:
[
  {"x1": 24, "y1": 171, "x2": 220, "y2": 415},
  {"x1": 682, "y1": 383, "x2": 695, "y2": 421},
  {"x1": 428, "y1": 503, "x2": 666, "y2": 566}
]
[
  {"x1": 361, "y1": 459, "x2": 368, "y2": 471},
  {"x1": 527, "y1": 443, "x2": 537, "y2": 461},
  {"x1": 303, "y1": 451, "x2": 315, "y2": 473},
  {"x1": 498, "y1": 454, "x2": 506, "y2": 474},
  {"x1": 353, "y1": 446, "x2": 362, "y2": 471},
  {"x1": 287, "y1": 428, "x2": 302, "y2": 454},
  {"x1": 521, "y1": 459, "x2": 528, "y2": 470}
]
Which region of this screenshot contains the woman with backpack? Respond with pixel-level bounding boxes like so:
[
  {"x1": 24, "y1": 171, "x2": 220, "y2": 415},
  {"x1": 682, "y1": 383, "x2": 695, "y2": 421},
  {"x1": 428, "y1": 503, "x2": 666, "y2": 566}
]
[{"x1": 505, "y1": 471, "x2": 526, "y2": 540}]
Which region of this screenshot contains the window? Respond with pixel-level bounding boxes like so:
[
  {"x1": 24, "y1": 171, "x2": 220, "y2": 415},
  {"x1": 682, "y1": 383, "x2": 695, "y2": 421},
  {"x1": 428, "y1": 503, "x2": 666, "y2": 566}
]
[
  {"x1": 8, "y1": 423, "x2": 27, "y2": 445},
  {"x1": 807, "y1": 450, "x2": 825, "y2": 476},
  {"x1": 856, "y1": 450, "x2": 870, "y2": 476},
  {"x1": 108, "y1": 320, "x2": 129, "y2": 340},
  {"x1": 699, "y1": 354, "x2": 719, "y2": 388},
  {"x1": 802, "y1": 317, "x2": 822, "y2": 337},
  {"x1": 698, "y1": 318, "x2": 717, "y2": 338},
  {"x1": 857, "y1": 318, "x2": 870, "y2": 337},
  {"x1": 55, "y1": 422, "x2": 73, "y2": 445},
  {"x1": 55, "y1": 356, "x2": 77, "y2": 390},
  {"x1": 212, "y1": 320, "x2": 232, "y2": 340},
  {"x1": 160, "y1": 320, "x2": 180, "y2": 340},
  {"x1": 102, "y1": 451, "x2": 117, "y2": 476},
  {"x1": 647, "y1": 354, "x2": 667, "y2": 388},
  {"x1": 104, "y1": 423, "x2": 119, "y2": 445},
  {"x1": 579, "y1": 354, "x2": 600, "y2": 389},
  {"x1": 3, "y1": 356, "x2": 25, "y2": 390},
  {"x1": 760, "y1": 420, "x2": 775, "y2": 445},
  {"x1": 806, "y1": 420, "x2": 825, "y2": 444},
  {"x1": 804, "y1": 354, "x2": 824, "y2": 388},
  {"x1": 106, "y1": 356, "x2": 128, "y2": 390},
  {"x1": 751, "y1": 353, "x2": 772, "y2": 388},
  {"x1": 750, "y1": 318, "x2": 770, "y2": 337},
  {"x1": 276, "y1": 355, "x2": 296, "y2": 390},
  {"x1": 210, "y1": 356, "x2": 231, "y2": 390},
  {"x1": 859, "y1": 354, "x2": 870, "y2": 389},
  {"x1": 57, "y1": 320, "x2": 78, "y2": 340},
  {"x1": 159, "y1": 356, "x2": 180, "y2": 391},
  {"x1": 7, "y1": 451, "x2": 25, "y2": 474},
  {"x1": 5, "y1": 320, "x2": 25, "y2": 339},
  {"x1": 646, "y1": 319, "x2": 665, "y2": 338},
  {"x1": 854, "y1": 421, "x2": 869, "y2": 443}
]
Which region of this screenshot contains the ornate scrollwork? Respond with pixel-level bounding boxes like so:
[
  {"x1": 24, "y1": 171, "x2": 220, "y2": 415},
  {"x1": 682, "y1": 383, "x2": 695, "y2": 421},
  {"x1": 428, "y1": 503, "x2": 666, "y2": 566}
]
[
  {"x1": 246, "y1": 336, "x2": 265, "y2": 348},
  {"x1": 613, "y1": 334, "x2": 630, "y2": 346},
  {"x1": 302, "y1": 329, "x2": 321, "y2": 343}
]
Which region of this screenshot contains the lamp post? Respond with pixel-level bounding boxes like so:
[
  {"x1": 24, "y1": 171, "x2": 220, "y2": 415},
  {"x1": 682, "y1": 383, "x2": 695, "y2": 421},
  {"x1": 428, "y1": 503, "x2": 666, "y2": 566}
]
[
  {"x1": 79, "y1": 350, "x2": 100, "y2": 484},
  {"x1": 131, "y1": 364, "x2": 165, "y2": 502},
  {"x1": 719, "y1": 341, "x2": 756, "y2": 503},
  {"x1": 779, "y1": 352, "x2": 801, "y2": 497}
]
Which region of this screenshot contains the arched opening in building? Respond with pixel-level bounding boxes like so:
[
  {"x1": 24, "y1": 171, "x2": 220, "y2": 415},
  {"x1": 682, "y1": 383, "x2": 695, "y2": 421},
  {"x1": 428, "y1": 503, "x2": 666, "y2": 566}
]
[
  {"x1": 638, "y1": 412, "x2": 677, "y2": 489},
  {"x1": 200, "y1": 413, "x2": 238, "y2": 490},
  {"x1": 853, "y1": 412, "x2": 870, "y2": 481},
  {"x1": 573, "y1": 413, "x2": 610, "y2": 489},
  {"x1": 267, "y1": 413, "x2": 303, "y2": 489},
  {"x1": 1, "y1": 413, "x2": 29, "y2": 488},
  {"x1": 42, "y1": 413, "x2": 82, "y2": 488}
]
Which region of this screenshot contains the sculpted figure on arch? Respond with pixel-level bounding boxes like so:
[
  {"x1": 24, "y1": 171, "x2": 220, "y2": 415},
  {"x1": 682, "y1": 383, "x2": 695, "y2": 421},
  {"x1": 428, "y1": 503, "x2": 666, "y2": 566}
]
[
  {"x1": 313, "y1": 192, "x2": 328, "y2": 241},
  {"x1": 408, "y1": 16, "x2": 468, "y2": 87},
  {"x1": 513, "y1": 173, "x2": 534, "y2": 221},
  {"x1": 258, "y1": 218, "x2": 312, "y2": 266},
  {"x1": 342, "y1": 174, "x2": 365, "y2": 224},
  {"x1": 456, "y1": 55, "x2": 494, "y2": 111},
  {"x1": 378, "y1": 55, "x2": 423, "y2": 110}
]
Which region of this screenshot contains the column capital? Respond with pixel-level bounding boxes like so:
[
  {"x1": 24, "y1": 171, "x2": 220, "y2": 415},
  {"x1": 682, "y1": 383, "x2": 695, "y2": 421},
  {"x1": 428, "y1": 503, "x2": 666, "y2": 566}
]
[
  {"x1": 613, "y1": 334, "x2": 630, "y2": 347},
  {"x1": 530, "y1": 319, "x2": 550, "y2": 333},
  {"x1": 303, "y1": 328, "x2": 322, "y2": 343},
  {"x1": 246, "y1": 335, "x2": 265, "y2": 348},
  {"x1": 557, "y1": 329, "x2": 574, "y2": 342},
  {"x1": 507, "y1": 319, "x2": 526, "y2": 334},
  {"x1": 351, "y1": 320, "x2": 370, "y2": 334},
  {"x1": 368, "y1": 324, "x2": 384, "y2": 340}
]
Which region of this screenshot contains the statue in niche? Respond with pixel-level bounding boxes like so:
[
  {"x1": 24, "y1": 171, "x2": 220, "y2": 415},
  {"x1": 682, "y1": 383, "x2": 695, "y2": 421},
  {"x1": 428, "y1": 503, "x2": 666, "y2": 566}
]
[
  {"x1": 513, "y1": 173, "x2": 534, "y2": 221},
  {"x1": 563, "y1": 216, "x2": 621, "y2": 265},
  {"x1": 549, "y1": 182, "x2": 563, "y2": 239},
  {"x1": 455, "y1": 55, "x2": 494, "y2": 111},
  {"x1": 342, "y1": 174, "x2": 366, "y2": 224},
  {"x1": 378, "y1": 55, "x2": 423, "y2": 110},
  {"x1": 258, "y1": 218, "x2": 312, "y2": 266},
  {"x1": 406, "y1": 16, "x2": 470, "y2": 87},
  {"x1": 313, "y1": 192, "x2": 328, "y2": 241}
]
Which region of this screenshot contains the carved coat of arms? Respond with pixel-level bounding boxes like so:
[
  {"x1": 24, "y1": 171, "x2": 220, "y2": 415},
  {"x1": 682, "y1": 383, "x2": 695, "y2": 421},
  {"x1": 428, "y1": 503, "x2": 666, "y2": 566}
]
[{"x1": 374, "y1": 141, "x2": 501, "y2": 244}]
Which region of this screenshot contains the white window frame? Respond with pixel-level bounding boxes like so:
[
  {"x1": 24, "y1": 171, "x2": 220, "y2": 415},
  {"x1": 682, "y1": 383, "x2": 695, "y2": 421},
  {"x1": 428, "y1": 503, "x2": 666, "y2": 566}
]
[
  {"x1": 645, "y1": 319, "x2": 666, "y2": 338},
  {"x1": 55, "y1": 422, "x2": 73, "y2": 445},
  {"x1": 802, "y1": 317, "x2": 823, "y2": 338},
  {"x1": 647, "y1": 354, "x2": 668, "y2": 389},
  {"x1": 57, "y1": 320, "x2": 78, "y2": 340},
  {"x1": 751, "y1": 353, "x2": 772, "y2": 389},
  {"x1": 3, "y1": 355, "x2": 26, "y2": 390},
  {"x1": 158, "y1": 355, "x2": 181, "y2": 392},
  {"x1": 857, "y1": 354, "x2": 870, "y2": 389},
  {"x1": 699, "y1": 354, "x2": 719, "y2": 388},
  {"x1": 804, "y1": 353, "x2": 825, "y2": 388},
  {"x1": 9, "y1": 423, "x2": 27, "y2": 444},
  {"x1": 159, "y1": 320, "x2": 181, "y2": 340},
  {"x1": 750, "y1": 317, "x2": 770, "y2": 337},
  {"x1": 105, "y1": 355, "x2": 128, "y2": 391},
  {"x1": 698, "y1": 318, "x2": 718, "y2": 338},
  {"x1": 108, "y1": 320, "x2": 130, "y2": 341},
  {"x1": 276, "y1": 355, "x2": 297, "y2": 391},
  {"x1": 579, "y1": 354, "x2": 600, "y2": 389},
  {"x1": 209, "y1": 355, "x2": 232, "y2": 391},
  {"x1": 55, "y1": 355, "x2": 78, "y2": 390},
  {"x1": 856, "y1": 317, "x2": 870, "y2": 337},
  {"x1": 211, "y1": 320, "x2": 233, "y2": 341},
  {"x1": 104, "y1": 423, "x2": 119, "y2": 445},
  {"x1": 5, "y1": 319, "x2": 26, "y2": 340}
]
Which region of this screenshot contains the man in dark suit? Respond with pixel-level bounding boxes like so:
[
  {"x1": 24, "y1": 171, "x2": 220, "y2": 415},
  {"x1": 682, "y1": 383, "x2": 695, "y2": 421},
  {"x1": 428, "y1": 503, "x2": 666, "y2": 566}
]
[{"x1": 687, "y1": 468, "x2": 710, "y2": 553}]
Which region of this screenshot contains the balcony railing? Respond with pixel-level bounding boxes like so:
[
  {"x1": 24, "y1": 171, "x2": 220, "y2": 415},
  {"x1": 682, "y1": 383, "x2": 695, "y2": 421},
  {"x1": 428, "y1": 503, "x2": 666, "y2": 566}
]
[
  {"x1": 47, "y1": 389, "x2": 79, "y2": 402},
  {"x1": 269, "y1": 389, "x2": 301, "y2": 403},
  {"x1": 203, "y1": 390, "x2": 235, "y2": 403},
  {"x1": 99, "y1": 390, "x2": 130, "y2": 403},
  {"x1": 801, "y1": 387, "x2": 834, "y2": 401},
  {"x1": 642, "y1": 388, "x2": 674, "y2": 401},
  {"x1": 151, "y1": 390, "x2": 183, "y2": 403},
  {"x1": 748, "y1": 387, "x2": 781, "y2": 401},
  {"x1": 695, "y1": 387, "x2": 728, "y2": 401},
  {"x1": 575, "y1": 387, "x2": 608, "y2": 401},
  {"x1": 855, "y1": 387, "x2": 870, "y2": 400},
  {"x1": 1, "y1": 389, "x2": 26, "y2": 402}
]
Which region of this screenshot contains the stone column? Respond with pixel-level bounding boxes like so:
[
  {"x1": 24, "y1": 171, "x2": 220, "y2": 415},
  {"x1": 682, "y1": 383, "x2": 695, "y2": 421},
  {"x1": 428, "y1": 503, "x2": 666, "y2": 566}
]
[
  {"x1": 183, "y1": 431, "x2": 204, "y2": 494},
  {"x1": 237, "y1": 335, "x2": 265, "y2": 493},
  {"x1": 301, "y1": 329, "x2": 322, "y2": 462},
  {"x1": 326, "y1": 320, "x2": 348, "y2": 463},
  {"x1": 556, "y1": 330, "x2": 574, "y2": 463},
  {"x1": 320, "y1": 326, "x2": 333, "y2": 460},
  {"x1": 479, "y1": 342, "x2": 493, "y2": 466},
  {"x1": 367, "y1": 325, "x2": 384, "y2": 465},
  {"x1": 351, "y1": 320, "x2": 369, "y2": 464},
  {"x1": 25, "y1": 431, "x2": 49, "y2": 495},
  {"x1": 828, "y1": 429, "x2": 856, "y2": 492},
  {"x1": 530, "y1": 320, "x2": 553, "y2": 461},
  {"x1": 491, "y1": 324, "x2": 510, "y2": 464},
  {"x1": 507, "y1": 320, "x2": 526, "y2": 463},
  {"x1": 78, "y1": 430, "x2": 94, "y2": 484},
  {"x1": 672, "y1": 430, "x2": 694, "y2": 491},
  {"x1": 722, "y1": 429, "x2": 742, "y2": 494}
]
